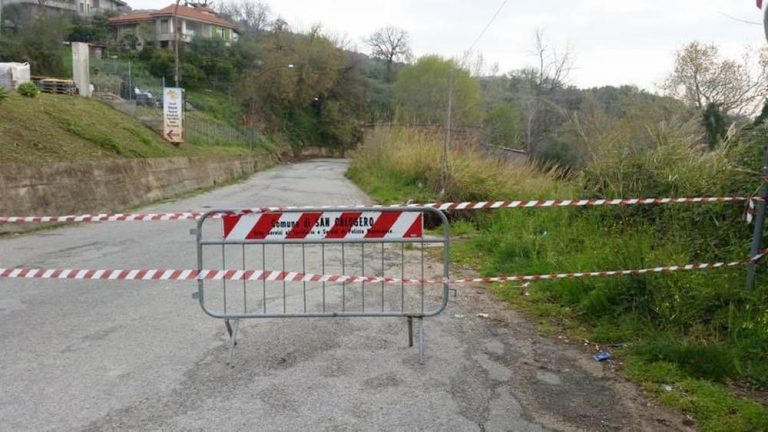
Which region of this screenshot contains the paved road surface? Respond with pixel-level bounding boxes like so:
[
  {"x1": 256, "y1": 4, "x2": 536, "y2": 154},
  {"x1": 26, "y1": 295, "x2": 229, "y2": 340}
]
[{"x1": 0, "y1": 160, "x2": 689, "y2": 431}]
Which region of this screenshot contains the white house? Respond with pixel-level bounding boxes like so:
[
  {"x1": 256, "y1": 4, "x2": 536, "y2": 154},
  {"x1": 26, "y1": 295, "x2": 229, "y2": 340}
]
[{"x1": 108, "y1": 3, "x2": 238, "y2": 49}]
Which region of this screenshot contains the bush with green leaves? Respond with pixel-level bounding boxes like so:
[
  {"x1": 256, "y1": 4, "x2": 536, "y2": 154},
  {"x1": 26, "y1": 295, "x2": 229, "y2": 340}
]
[
  {"x1": 0, "y1": 85, "x2": 9, "y2": 102},
  {"x1": 17, "y1": 82, "x2": 40, "y2": 98}
]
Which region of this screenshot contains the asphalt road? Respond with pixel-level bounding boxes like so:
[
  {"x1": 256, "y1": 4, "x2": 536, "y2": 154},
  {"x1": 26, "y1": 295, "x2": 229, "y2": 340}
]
[{"x1": 0, "y1": 159, "x2": 690, "y2": 431}]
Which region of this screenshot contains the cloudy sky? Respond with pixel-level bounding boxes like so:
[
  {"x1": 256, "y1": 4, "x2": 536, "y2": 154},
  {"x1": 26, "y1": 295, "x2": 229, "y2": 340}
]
[{"x1": 126, "y1": 0, "x2": 766, "y2": 90}]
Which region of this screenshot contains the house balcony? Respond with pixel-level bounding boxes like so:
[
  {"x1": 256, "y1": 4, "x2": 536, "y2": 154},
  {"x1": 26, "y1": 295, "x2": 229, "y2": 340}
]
[{"x1": 155, "y1": 32, "x2": 193, "y2": 43}]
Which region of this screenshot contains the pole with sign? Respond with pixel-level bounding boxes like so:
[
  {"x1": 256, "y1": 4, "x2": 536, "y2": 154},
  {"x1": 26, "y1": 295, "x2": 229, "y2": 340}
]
[{"x1": 163, "y1": 87, "x2": 184, "y2": 144}]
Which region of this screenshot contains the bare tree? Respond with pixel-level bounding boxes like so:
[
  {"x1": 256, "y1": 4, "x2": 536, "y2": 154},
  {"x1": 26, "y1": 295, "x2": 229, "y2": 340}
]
[
  {"x1": 532, "y1": 29, "x2": 574, "y2": 90},
  {"x1": 517, "y1": 29, "x2": 575, "y2": 154},
  {"x1": 663, "y1": 41, "x2": 768, "y2": 115},
  {"x1": 459, "y1": 50, "x2": 486, "y2": 77},
  {"x1": 215, "y1": 0, "x2": 271, "y2": 36},
  {"x1": 365, "y1": 26, "x2": 412, "y2": 82}
]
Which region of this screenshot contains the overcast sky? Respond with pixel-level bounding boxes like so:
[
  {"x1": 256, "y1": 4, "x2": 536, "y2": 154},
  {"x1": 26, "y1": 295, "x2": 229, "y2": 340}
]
[{"x1": 126, "y1": 0, "x2": 766, "y2": 91}]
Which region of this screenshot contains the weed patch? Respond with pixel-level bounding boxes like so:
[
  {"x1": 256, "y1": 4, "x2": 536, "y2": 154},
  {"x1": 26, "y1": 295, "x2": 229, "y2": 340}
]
[{"x1": 348, "y1": 126, "x2": 768, "y2": 431}]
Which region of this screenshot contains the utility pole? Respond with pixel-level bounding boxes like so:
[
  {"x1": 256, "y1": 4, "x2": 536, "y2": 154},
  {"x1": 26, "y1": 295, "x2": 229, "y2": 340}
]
[
  {"x1": 746, "y1": 150, "x2": 768, "y2": 290},
  {"x1": 173, "y1": 0, "x2": 182, "y2": 87},
  {"x1": 441, "y1": 72, "x2": 453, "y2": 198},
  {"x1": 745, "y1": 1, "x2": 768, "y2": 290}
]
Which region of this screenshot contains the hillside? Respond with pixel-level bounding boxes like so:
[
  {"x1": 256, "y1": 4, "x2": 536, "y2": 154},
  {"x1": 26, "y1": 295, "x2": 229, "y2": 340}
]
[{"x1": 0, "y1": 93, "x2": 259, "y2": 165}]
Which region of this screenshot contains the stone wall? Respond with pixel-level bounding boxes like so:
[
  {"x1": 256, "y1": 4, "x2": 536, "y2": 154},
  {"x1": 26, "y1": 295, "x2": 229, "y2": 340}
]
[{"x1": 0, "y1": 156, "x2": 273, "y2": 220}]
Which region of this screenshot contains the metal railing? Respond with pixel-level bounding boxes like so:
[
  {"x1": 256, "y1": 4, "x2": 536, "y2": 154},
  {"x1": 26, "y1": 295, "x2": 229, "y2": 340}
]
[{"x1": 195, "y1": 206, "x2": 450, "y2": 363}]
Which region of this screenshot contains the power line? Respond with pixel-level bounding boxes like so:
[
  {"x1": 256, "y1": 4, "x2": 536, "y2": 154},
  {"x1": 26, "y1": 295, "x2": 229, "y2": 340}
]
[
  {"x1": 465, "y1": 0, "x2": 510, "y2": 55},
  {"x1": 718, "y1": 11, "x2": 761, "y2": 26}
]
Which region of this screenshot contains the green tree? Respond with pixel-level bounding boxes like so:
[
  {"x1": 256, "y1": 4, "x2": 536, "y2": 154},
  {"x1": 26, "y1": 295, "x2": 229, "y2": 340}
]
[
  {"x1": 138, "y1": 46, "x2": 175, "y2": 82},
  {"x1": 183, "y1": 38, "x2": 237, "y2": 89},
  {"x1": 393, "y1": 55, "x2": 483, "y2": 126},
  {"x1": 0, "y1": 15, "x2": 67, "y2": 77},
  {"x1": 754, "y1": 100, "x2": 768, "y2": 127},
  {"x1": 239, "y1": 27, "x2": 366, "y2": 154},
  {"x1": 485, "y1": 102, "x2": 522, "y2": 147},
  {"x1": 67, "y1": 13, "x2": 113, "y2": 43},
  {"x1": 702, "y1": 103, "x2": 729, "y2": 149}
]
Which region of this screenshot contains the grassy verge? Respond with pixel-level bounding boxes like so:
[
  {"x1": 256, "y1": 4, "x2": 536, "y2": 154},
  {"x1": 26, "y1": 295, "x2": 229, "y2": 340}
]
[
  {"x1": 348, "y1": 127, "x2": 768, "y2": 431},
  {"x1": 0, "y1": 93, "x2": 265, "y2": 165}
]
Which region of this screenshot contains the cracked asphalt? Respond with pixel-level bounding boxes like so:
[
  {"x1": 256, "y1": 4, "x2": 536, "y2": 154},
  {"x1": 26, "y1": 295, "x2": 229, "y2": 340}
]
[{"x1": 0, "y1": 159, "x2": 692, "y2": 431}]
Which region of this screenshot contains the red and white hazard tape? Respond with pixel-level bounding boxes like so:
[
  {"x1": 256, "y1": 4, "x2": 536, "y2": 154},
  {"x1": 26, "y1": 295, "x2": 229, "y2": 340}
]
[
  {"x1": 1, "y1": 252, "x2": 763, "y2": 284},
  {"x1": 411, "y1": 196, "x2": 751, "y2": 212},
  {"x1": 0, "y1": 196, "x2": 756, "y2": 224},
  {"x1": 0, "y1": 212, "x2": 206, "y2": 224}
]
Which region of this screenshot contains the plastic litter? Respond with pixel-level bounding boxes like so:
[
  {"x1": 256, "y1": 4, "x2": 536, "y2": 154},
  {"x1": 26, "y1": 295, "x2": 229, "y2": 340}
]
[{"x1": 593, "y1": 351, "x2": 611, "y2": 362}]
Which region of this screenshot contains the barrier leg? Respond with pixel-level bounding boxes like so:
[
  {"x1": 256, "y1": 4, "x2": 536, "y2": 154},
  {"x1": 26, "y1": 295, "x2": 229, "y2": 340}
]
[
  {"x1": 418, "y1": 317, "x2": 425, "y2": 365},
  {"x1": 407, "y1": 316, "x2": 413, "y2": 347},
  {"x1": 226, "y1": 318, "x2": 240, "y2": 364}
]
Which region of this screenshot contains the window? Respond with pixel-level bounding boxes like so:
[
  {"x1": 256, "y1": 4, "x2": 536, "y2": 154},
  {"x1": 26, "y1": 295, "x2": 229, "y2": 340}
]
[
  {"x1": 79, "y1": 2, "x2": 84, "y2": 12},
  {"x1": 160, "y1": 19, "x2": 169, "y2": 33},
  {"x1": 93, "y1": 0, "x2": 99, "y2": 8}
]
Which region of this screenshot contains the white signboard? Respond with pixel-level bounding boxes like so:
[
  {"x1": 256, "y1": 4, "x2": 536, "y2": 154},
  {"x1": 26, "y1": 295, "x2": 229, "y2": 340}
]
[{"x1": 163, "y1": 87, "x2": 184, "y2": 144}]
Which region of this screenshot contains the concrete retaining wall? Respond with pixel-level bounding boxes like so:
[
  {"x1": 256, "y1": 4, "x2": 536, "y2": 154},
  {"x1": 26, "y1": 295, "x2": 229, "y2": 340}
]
[{"x1": 0, "y1": 156, "x2": 273, "y2": 219}]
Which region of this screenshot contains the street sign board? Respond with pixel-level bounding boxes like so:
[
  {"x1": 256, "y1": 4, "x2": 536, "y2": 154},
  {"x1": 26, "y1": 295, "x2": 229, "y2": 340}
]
[
  {"x1": 163, "y1": 87, "x2": 183, "y2": 144},
  {"x1": 222, "y1": 211, "x2": 424, "y2": 241}
]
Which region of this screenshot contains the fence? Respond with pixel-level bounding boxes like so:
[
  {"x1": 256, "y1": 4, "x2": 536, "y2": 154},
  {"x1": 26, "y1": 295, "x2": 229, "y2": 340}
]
[
  {"x1": 90, "y1": 58, "x2": 260, "y2": 150},
  {"x1": 195, "y1": 206, "x2": 451, "y2": 363}
]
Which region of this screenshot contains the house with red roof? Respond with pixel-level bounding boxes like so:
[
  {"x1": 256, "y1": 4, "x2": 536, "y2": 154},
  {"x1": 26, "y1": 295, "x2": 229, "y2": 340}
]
[{"x1": 108, "y1": 3, "x2": 238, "y2": 49}]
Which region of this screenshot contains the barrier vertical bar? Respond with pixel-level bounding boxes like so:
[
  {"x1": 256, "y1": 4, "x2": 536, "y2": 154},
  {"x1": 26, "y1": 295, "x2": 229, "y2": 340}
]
[
  {"x1": 242, "y1": 244, "x2": 246, "y2": 313},
  {"x1": 222, "y1": 244, "x2": 227, "y2": 314},
  {"x1": 420, "y1": 238, "x2": 425, "y2": 314},
  {"x1": 322, "y1": 243, "x2": 326, "y2": 312},
  {"x1": 401, "y1": 243, "x2": 405, "y2": 312},
  {"x1": 262, "y1": 244, "x2": 266, "y2": 313},
  {"x1": 302, "y1": 244, "x2": 306, "y2": 312},
  {"x1": 381, "y1": 242, "x2": 385, "y2": 312}
]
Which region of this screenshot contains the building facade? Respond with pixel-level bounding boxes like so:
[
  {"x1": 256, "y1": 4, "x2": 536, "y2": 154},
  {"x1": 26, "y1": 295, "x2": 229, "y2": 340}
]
[
  {"x1": 108, "y1": 4, "x2": 238, "y2": 49},
  {"x1": 1, "y1": 0, "x2": 128, "y2": 17}
]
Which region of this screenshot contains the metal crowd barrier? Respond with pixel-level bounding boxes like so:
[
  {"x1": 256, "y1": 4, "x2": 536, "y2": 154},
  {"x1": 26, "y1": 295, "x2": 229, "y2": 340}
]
[{"x1": 195, "y1": 206, "x2": 450, "y2": 363}]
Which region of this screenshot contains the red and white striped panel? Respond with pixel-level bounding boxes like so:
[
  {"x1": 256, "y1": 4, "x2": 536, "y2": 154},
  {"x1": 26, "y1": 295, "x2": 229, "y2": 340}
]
[{"x1": 222, "y1": 211, "x2": 424, "y2": 241}]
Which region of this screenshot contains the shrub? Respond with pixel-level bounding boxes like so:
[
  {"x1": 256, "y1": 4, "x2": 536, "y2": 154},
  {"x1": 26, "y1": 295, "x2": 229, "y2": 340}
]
[
  {"x1": 0, "y1": 85, "x2": 9, "y2": 102},
  {"x1": 17, "y1": 82, "x2": 40, "y2": 98}
]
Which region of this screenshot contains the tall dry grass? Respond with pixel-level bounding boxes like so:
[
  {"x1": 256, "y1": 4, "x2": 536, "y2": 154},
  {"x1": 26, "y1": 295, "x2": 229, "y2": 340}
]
[{"x1": 349, "y1": 126, "x2": 569, "y2": 202}]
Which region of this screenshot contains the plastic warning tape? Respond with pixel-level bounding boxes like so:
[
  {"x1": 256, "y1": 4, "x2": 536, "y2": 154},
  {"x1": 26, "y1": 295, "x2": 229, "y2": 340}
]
[
  {"x1": 1, "y1": 253, "x2": 763, "y2": 284},
  {"x1": 0, "y1": 196, "x2": 755, "y2": 224},
  {"x1": 0, "y1": 212, "x2": 207, "y2": 224}
]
